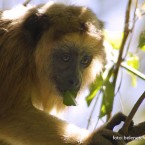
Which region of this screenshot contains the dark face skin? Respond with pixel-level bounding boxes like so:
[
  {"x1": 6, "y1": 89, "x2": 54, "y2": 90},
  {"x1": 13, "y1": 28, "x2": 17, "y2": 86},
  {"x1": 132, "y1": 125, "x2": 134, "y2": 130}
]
[{"x1": 51, "y1": 43, "x2": 93, "y2": 95}]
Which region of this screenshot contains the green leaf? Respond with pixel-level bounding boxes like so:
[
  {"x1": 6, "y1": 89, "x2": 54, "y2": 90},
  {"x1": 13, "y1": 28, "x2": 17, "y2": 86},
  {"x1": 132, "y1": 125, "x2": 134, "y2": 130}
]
[
  {"x1": 62, "y1": 91, "x2": 77, "y2": 106},
  {"x1": 140, "y1": 45, "x2": 145, "y2": 51},
  {"x1": 131, "y1": 74, "x2": 137, "y2": 87},
  {"x1": 138, "y1": 31, "x2": 145, "y2": 51},
  {"x1": 104, "y1": 30, "x2": 124, "y2": 50},
  {"x1": 126, "y1": 53, "x2": 140, "y2": 87},
  {"x1": 86, "y1": 75, "x2": 103, "y2": 106},
  {"x1": 127, "y1": 53, "x2": 139, "y2": 70},
  {"x1": 100, "y1": 81, "x2": 114, "y2": 118}
]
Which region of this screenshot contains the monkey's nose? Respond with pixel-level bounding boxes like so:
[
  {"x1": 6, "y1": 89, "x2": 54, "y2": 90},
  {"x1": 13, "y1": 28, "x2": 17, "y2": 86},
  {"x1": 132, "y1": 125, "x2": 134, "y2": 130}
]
[{"x1": 68, "y1": 78, "x2": 81, "y2": 91}]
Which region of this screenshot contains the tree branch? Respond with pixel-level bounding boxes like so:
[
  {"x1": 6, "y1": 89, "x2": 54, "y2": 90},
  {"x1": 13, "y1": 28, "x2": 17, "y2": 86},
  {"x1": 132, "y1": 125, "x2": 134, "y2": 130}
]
[
  {"x1": 119, "y1": 91, "x2": 145, "y2": 136},
  {"x1": 126, "y1": 121, "x2": 145, "y2": 142},
  {"x1": 112, "y1": 0, "x2": 132, "y2": 87},
  {"x1": 105, "y1": 0, "x2": 132, "y2": 121},
  {"x1": 107, "y1": 92, "x2": 145, "y2": 143}
]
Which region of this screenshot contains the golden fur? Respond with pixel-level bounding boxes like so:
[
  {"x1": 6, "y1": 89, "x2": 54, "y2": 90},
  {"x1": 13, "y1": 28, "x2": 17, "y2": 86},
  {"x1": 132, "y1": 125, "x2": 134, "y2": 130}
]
[{"x1": 0, "y1": 3, "x2": 111, "y2": 145}]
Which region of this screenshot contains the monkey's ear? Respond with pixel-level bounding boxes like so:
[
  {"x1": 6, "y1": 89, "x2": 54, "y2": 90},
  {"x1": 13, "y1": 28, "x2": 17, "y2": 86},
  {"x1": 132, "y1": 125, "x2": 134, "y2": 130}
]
[{"x1": 23, "y1": 11, "x2": 50, "y2": 43}]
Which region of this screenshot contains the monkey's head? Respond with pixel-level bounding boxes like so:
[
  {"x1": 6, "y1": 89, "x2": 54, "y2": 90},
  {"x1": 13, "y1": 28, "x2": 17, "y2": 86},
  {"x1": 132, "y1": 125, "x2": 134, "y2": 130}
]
[
  {"x1": 22, "y1": 3, "x2": 106, "y2": 109},
  {"x1": 0, "y1": 3, "x2": 105, "y2": 111}
]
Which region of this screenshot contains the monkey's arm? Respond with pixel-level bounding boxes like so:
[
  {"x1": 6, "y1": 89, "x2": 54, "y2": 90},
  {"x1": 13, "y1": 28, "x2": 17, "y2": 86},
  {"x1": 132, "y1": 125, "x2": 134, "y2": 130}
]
[
  {"x1": 0, "y1": 107, "x2": 90, "y2": 145},
  {"x1": 0, "y1": 110, "x2": 127, "y2": 145}
]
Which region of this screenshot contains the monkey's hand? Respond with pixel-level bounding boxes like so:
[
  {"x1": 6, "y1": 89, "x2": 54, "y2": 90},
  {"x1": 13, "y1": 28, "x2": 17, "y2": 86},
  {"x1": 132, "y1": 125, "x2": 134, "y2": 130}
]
[{"x1": 84, "y1": 113, "x2": 133, "y2": 145}]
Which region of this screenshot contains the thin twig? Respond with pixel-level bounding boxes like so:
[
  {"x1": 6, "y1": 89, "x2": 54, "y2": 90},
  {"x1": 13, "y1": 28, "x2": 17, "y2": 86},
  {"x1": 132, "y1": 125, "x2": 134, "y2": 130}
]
[
  {"x1": 121, "y1": 62, "x2": 145, "y2": 80},
  {"x1": 124, "y1": 0, "x2": 138, "y2": 58},
  {"x1": 131, "y1": 0, "x2": 138, "y2": 31},
  {"x1": 86, "y1": 91, "x2": 101, "y2": 129},
  {"x1": 23, "y1": 0, "x2": 31, "y2": 7},
  {"x1": 119, "y1": 91, "x2": 145, "y2": 135},
  {"x1": 114, "y1": 67, "x2": 123, "y2": 96},
  {"x1": 113, "y1": 0, "x2": 132, "y2": 87}
]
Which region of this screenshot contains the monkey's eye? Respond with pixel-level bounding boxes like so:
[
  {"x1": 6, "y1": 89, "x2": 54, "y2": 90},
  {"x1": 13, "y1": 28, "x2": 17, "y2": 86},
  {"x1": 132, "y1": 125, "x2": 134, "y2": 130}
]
[
  {"x1": 81, "y1": 55, "x2": 92, "y2": 67},
  {"x1": 62, "y1": 53, "x2": 70, "y2": 62}
]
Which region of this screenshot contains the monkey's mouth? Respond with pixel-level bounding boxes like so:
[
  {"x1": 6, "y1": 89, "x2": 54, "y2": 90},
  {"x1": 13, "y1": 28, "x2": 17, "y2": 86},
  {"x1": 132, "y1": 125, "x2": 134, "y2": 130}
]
[
  {"x1": 56, "y1": 84, "x2": 79, "y2": 97},
  {"x1": 55, "y1": 85, "x2": 78, "y2": 106},
  {"x1": 57, "y1": 86, "x2": 78, "y2": 97},
  {"x1": 61, "y1": 90, "x2": 78, "y2": 106}
]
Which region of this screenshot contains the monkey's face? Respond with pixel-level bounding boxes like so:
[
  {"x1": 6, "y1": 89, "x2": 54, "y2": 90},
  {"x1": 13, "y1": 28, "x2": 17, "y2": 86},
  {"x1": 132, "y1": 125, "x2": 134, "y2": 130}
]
[
  {"x1": 51, "y1": 42, "x2": 92, "y2": 94},
  {"x1": 49, "y1": 33, "x2": 104, "y2": 96}
]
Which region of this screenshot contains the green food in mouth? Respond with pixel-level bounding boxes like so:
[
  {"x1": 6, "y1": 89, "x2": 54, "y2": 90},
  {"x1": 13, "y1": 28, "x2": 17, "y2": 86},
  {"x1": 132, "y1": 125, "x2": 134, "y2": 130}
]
[{"x1": 62, "y1": 91, "x2": 78, "y2": 106}]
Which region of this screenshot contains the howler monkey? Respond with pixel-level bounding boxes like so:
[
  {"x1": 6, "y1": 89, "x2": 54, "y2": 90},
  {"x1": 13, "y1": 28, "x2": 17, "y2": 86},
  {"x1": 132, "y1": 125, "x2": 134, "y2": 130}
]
[{"x1": 0, "y1": 2, "x2": 126, "y2": 145}]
